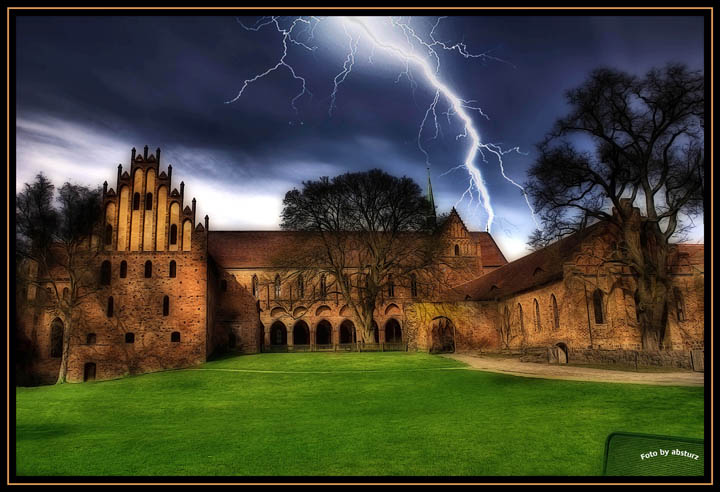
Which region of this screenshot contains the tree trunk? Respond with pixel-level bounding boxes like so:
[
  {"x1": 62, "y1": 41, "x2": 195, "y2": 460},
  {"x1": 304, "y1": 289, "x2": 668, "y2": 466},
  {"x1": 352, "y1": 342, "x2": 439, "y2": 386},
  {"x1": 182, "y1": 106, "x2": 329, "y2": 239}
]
[
  {"x1": 622, "y1": 214, "x2": 671, "y2": 352},
  {"x1": 359, "y1": 316, "x2": 374, "y2": 345},
  {"x1": 636, "y1": 278, "x2": 669, "y2": 351},
  {"x1": 56, "y1": 320, "x2": 72, "y2": 384}
]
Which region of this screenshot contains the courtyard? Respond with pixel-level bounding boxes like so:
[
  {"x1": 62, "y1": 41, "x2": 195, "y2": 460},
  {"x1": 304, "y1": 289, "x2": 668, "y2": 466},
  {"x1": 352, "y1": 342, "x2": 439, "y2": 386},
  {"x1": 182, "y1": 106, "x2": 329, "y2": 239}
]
[{"x1": 15, "y1": 353, "x2": 704, "y2": 477}]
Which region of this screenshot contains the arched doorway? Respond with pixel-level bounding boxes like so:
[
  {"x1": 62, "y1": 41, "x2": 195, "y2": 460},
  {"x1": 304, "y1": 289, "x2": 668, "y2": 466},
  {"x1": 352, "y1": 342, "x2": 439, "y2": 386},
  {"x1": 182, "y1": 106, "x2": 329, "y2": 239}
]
[
  {"x1": 340, "y1": 320, "x2": 356, "y2": 344},
  {"x1": 270, "y1": 321, "x2": 287, "y2": 346},
  {"x1": 50, "y1": 318, "x2": 64, "y2": 358},
  {"x1": 293, "y1": 320, "x2": 310, "y2": 345},
  {"x1": 553, "y1": 343, "x2": 569, "y2": 364},
  {"x1": 316, "y1": 320, "x2": 332, "y2": 345},
  {"x1": 385, "y1": 318, "x2": 402, "y2": 343},
  {"x1": 83, "y1": 362, "x2": 96, "y2": 382},
  {"x1": 430, "y1": 317, "x2": 455, "y2": 353}
]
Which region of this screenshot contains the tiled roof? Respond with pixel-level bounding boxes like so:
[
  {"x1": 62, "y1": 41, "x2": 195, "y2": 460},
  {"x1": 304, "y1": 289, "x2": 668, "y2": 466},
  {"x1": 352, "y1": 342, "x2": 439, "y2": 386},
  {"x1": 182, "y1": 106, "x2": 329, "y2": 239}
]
[
  {"x1": 451, "y1": 222, "x2": 704, "y2": 302},
  {"x1": 208, "y1": 229, "x2": 509, "y2": 269},
  {"x1": 208, "y1": 231, "x2": 314, "y2": 268},
  {"x1": 452, "y1": 225, "x2": 602, "y2": 301}
]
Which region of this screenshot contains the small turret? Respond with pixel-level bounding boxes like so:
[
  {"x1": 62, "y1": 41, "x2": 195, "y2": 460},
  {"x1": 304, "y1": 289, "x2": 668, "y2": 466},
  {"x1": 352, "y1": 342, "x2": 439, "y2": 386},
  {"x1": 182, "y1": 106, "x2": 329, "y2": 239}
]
[
  {"x1": 131, "y1": 147, "x2": 136, "y2": 162},
  {"x1": 103, "y1": 181, "x2": 108, "y2": 195},
  {"x1": 180, "y1": 181, "x2": 185, "y2": 206},
  {"x1": 205, "y1": 215, "x2": 209, "y2": 232},
  {"x1": 117, "y1": 164, "x2": 122, "y2": 189},
  {"x1": 167, "y1": 164, "x2": 172, "y2": 185},
  {"x1": 143, "y1": 145, "x2": 148, "y2": 160},
  {"x1": 192, "y1": 198, "x2": 196, "y2": 222},
  {"x1": 155, "y1": 147, "x2": 161, "y2": 164}
]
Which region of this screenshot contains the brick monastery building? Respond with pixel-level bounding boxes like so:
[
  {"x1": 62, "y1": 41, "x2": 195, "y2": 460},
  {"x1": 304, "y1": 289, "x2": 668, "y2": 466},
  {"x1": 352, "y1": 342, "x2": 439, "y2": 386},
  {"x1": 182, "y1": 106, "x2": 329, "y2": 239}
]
[{"x1": 18, "y1": 147, "x2": 706, "y2": 383}]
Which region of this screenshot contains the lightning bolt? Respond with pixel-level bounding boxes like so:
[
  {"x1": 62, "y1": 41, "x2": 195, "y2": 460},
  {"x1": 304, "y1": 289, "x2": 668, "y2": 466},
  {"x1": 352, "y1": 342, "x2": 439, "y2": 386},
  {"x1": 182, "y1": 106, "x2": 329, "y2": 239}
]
[{"x1": 226, "y1": 15, "x2": 537, "y2": 233}]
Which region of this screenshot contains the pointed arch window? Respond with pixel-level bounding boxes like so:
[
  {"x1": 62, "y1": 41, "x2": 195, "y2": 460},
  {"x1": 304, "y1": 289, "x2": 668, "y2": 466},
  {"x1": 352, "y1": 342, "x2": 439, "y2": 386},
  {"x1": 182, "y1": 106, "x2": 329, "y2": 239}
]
[
  {"x1": 551, "y1": 294, "x2": 559, "y2": 331},
  {"x1": 319, "y1": 275, "x2": 327, "y2": 299},
  {"x1": 274, "y1": 275, "x2": 281, "y2": 299},
  {"x1": 107, "y1": 296, "x2": 114, "y2": 318},
  {"x1": 517, "y1": 303, "x2": 524, "y2": 333},
  {"x1": 170, "y1": 224, "x2": 178, "y2": 245},
  {"x1": 105, "y1": 224, "x2": 113, "y2": 245},
  {"x1": 534, "y1": 299, "x2": 541, "y2": 332},
  {"x1": 503, "y1": 306, "x2": 511, "y2": 335},
  {"x1": 593, "y1": 289, "x2": 605, "y2": 324},
  {"x1": 50, "y1": 319, "x2": 63, "y2": 358},
  {"x1": 144, "y1": 260, "x2": 152, "y2": 278},
  {"x1": 454, "y1": 244, "x2": 460, "y2": 256},
  {"x1": 100, "y1": 260, "x2": 111, "y2": 285},
  {"x1": 674, "y1": 287, "x2": 686, "y2": 322},
  {"x1": 133, "y1": 192, "x2": 140, "y2": 210},
  {"x1": 120, "y1": 261, "x2": 127, "y2": 278},
  {"x1": 163, "y1": 295, "x2": 170, "y2": 316},
  {"x1": 169, "y1": 260, "x2": 176, "y2": 278},
  {"x1": 145, "y1": 192, "x2": 153, "y2": 210}
]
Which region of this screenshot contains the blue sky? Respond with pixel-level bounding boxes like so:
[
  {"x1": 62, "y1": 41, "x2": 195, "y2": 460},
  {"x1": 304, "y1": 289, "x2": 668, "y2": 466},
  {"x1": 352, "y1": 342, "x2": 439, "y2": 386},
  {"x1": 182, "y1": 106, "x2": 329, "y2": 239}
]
[{"x1": 15, "y1": 14, "x2": 705, "y2": 260}]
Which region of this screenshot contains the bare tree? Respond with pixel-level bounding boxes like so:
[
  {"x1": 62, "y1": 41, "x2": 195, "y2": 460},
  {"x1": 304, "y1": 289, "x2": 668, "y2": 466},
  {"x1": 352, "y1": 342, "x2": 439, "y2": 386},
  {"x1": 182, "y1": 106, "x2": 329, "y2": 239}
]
[
  {"x1": 525, "y1": 64, "x2": 704, "y2": 350},
  {"x1": 16, "y1": 174, "x2": 103, "y2": 383},
  {"x1": 278, "y1": 169, "x2": 466, "y2": 345}
]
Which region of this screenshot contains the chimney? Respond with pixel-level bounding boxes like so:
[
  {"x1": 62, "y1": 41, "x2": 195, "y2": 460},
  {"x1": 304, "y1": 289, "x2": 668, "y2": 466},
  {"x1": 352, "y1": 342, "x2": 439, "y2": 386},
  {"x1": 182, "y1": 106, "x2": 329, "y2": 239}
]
[{"x1": 143, "y1": 145, "x2": 148, "y2": 160}]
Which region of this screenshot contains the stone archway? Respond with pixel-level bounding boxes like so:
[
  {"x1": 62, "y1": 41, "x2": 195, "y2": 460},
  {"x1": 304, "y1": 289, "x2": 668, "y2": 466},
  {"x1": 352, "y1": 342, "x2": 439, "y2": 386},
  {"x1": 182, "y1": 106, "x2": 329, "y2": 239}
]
[
  {"x1": 50, "y1": 318, "x2": 64, "y2": 358},
  {"x1": 293, "y1": 320, "x2": 310, "y2": 346},
  {"x1": 385, "y1": 318, "x2": 402, "y2": 344},
  {"x1": 316, "y1": 320, "x2": 332, "y2": 345},
  {"x1": 340, "y1": 320, "x2": 356, "y2": 344},
  {"x1": 552, "y1": 343, "x2": 569, "y2": 364},
  {"x1": 430, "y1": 317, "x2": 455, "y2": 353},
  {"x1": 270, "y1": 321, "x2": 287, "y2": 346}
]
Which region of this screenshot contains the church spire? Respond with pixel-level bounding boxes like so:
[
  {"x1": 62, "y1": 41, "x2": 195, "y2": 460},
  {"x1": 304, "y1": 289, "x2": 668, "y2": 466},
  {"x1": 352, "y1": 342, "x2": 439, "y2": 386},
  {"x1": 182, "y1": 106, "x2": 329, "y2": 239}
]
[{"x1": 426, "y1": 166, "x2": 437, "y2": 228}]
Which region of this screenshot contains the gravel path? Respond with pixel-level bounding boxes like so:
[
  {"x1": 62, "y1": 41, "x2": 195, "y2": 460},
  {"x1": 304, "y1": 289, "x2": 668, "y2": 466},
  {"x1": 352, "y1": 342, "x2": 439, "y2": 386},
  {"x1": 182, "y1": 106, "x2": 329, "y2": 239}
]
[{"x1": 446, "y1": 353, "x2": 705, "y2": 387}]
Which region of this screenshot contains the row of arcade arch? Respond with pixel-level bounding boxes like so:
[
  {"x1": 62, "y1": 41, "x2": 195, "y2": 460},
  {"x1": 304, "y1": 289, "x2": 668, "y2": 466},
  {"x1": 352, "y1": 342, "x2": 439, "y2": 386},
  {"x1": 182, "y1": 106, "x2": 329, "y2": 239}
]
[{"x1": 266, "y1": 318, "x2": 403, "y2": 347}]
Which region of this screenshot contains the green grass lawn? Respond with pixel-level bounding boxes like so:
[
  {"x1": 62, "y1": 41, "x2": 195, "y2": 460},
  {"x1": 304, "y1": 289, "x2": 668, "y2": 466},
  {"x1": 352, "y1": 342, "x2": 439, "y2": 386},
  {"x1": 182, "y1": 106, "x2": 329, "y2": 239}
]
[{"x1": 15, "y1": 352, "x2": 704, "y2": 477}]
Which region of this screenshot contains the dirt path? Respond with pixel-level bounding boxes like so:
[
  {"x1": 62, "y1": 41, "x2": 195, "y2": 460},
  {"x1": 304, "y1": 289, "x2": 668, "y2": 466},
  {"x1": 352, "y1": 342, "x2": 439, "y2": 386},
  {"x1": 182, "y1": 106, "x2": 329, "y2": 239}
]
[{"x1": 446, "y1": 353, "x2": 705, "y2": 387}]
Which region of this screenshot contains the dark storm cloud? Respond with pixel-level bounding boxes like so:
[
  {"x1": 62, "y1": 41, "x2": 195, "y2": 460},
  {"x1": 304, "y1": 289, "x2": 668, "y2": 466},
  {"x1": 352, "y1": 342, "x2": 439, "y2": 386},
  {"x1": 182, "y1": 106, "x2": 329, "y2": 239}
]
[{"x1": 15, "y1": 14, "x2": 705, "y2": 259}]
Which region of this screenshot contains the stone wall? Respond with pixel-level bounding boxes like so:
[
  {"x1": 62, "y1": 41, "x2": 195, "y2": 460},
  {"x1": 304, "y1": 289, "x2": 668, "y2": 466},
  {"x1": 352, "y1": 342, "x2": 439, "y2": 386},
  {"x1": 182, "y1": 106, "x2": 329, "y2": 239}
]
[
  {"x1": 404, "y1": 301, "x2": 499, "y2": 352},
  {"x1": 22, "y1": 226, "x2": 209, "y2": 384},
  {"x1": 521, "y1": 346, "x2": 697, "y2": 370},
  {"x1": 567, "y1": 348, "x2": 694, "y2": 370},
  {"x1": 214, "y1": 269, "x2": 263, "y2": 354},
  {"x1": 489, "y1": 229, "x2": 705, "y2": 356}
]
